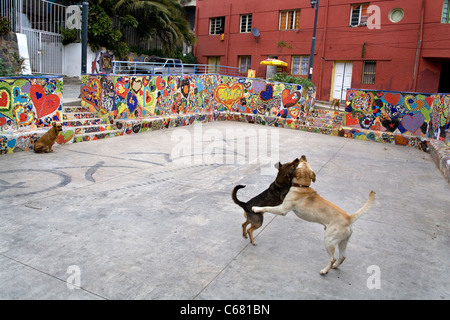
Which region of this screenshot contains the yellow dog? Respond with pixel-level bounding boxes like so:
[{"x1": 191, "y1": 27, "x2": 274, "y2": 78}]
[{"x1": 253, "y1": 156, "x2": 375, "y2": 275}]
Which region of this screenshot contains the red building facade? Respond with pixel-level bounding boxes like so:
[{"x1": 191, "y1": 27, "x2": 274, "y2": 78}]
[{"x1": 194, "y1": 0, "x2": 450, "y2": 101}]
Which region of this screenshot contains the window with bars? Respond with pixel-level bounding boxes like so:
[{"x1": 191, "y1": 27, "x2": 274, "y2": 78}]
[
  {"x1": 210, "y1": 16, "x2": 225, "y2": 35},
  {"x1": 239, "y1": 56, "x2": 252, "y2": 73},
  {"x1": 279, "y1": 9, "x2": 301, "y2": 30},
  {"x1": 291, "y1": 56, "x2": 309, "y2": 75},
  {"x1": 442, "y1": 0, "x2": 450, "y2": 23},
  {"x1": 362, "y1": 61, "x2": 377, "y2": 84},
  {"x1": 350, "y1": 3, "x2": 370, "y2": 27},
  {"x1": 240, "y1": 14, "x2": 252, "y2": 33}
]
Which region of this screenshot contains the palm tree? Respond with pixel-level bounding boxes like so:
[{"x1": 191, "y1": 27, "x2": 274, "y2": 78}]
[
  {"x1": 58, "y1": 0, "x2": 196, "y2": 55},
  {"x1": 113, "y1": 0, "x2": 196, "y2": 54}
]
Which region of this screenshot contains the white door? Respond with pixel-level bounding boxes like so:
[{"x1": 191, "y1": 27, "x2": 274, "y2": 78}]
[{"x1": 333, "y1": 62, "x2": 353, "y2": 101}]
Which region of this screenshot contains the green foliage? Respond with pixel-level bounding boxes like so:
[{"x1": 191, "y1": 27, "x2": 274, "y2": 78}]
[
  {"x1": 113, "y1": 0, "x2": 196, "y2": 55},
  {"x1": 88, "y1": 5, "x2": 129, "y2": 59},
  {"x1": 61, "y1": 27, "x2": 79, "y2": 45},
  {"x1": 11, "y1": 52, "x2": 26, "y2": 75},
  {"x1": 0, "y1": 16, "x2": 11, "y2": 36},
  {"x1": 276, "y1": 41, "x2": 293, "y2": 49},
  {"x1": 129, "y1": 46, "x2": 165, "y2": 59},
  {"x1": 174, "y1": 50, "x2": 197, "y2": 64},
  {"x1": 0, "y1": 58, "x2": 13, "y2": 76},
  {"x1": 120, "y1": 15, "x2": 139, "y2": 29},
  {"x1": 57, "y1": 0, "x2": 196, "y2": 59},
  {"x1": 269, "y1": 72, "x2": 315, "y2": 89},
  {"x1": 0, "y1": 53, "x2": 26, "y2": 76}
]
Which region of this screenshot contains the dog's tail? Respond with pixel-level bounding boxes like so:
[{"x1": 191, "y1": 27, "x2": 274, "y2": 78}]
[
  {"x1": 350, "y1": 191, "x2": 375, "y2": 224},
  {"x1": 231, "y1": 185, "x2": 247, "y2": 210}
]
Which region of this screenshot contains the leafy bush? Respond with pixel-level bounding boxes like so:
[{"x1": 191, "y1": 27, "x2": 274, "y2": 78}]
[
  {"x1": 269, "y1": 72, "x2": 314, "y2": 89},
  {"x1": 61, "y1": 27, "x2": 79, "y2": 45},
  {"x1": 88, "y1": 5, "x2": 129, "y2": 59},
  {"x1": 0, "y1": 16, "x2": 10, "y2": 36},
  {"x1": 0, "y1": 58, "x2": 13, "y2": 76}
]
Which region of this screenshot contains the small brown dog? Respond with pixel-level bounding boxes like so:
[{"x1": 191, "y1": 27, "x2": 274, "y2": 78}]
[
  {"x1": 331, "y1": 98, "x2": 340, "y2": 110},
  {"x1": 34, "y1": 122, "x2": 63, "y2": 153}
]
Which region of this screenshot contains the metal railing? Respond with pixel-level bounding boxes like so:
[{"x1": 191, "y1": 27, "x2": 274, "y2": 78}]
[
  {"x1": 1, "y1": 0, "x2": 66, "y2": 74},
  {"x1": 112, "y1": 61, "x2": 240, "y2": 77}
]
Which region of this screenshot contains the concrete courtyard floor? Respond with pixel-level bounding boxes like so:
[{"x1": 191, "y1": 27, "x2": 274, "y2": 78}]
[{"x1": 0, "y1": 121, "x2": 449, "y2": 300}]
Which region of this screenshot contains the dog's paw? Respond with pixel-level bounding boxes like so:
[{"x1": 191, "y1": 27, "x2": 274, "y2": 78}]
[{"x1": 319, "y1": 268, "x2": 329, "y2": 275}]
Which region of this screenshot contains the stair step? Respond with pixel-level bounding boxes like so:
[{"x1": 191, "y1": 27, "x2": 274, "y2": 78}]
[
  {"x1": 62, "y1": 112, "x2": 98, "y2": 120},
  {"x1": 62, "y1": 106, "x2": 91, "y2": 113},
  {"x1": 73, "y1": 129, "x2": 124, "y2": 142},
  {"x1": 74, "y1": 125, "x2": 117, "y2": 134},
  {"x1": 62, "y1": 118, "x2": 104, "y2": 126}
]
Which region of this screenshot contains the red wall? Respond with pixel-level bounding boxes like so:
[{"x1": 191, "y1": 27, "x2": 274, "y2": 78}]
[{"x1": 195, "y1": 0, "x2": 450, "y2": 100}]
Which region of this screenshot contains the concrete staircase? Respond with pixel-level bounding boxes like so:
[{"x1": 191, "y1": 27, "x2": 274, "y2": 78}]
[{"x1": 60, "y1": 105, "x2": 123, "y2": 143}]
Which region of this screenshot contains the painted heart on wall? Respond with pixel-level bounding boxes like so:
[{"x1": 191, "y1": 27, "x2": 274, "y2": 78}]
[
  {"x1": 404, "y1": 94, "x2": 426, "y2": 112},
  {"x1": 30, "y1": 84, "x2": 60, "y2": 118},
  {"x1": 0, "y1": 88, "x2": 12, "y2": 118},
  {"x1": 260, "y1": 84, "x2": 274, "y2": 101},
  {"x1": 345, "y1": 112, "x2": 359, "y2": 126},
  {"x1": 381, "y1": 119, "x2": 400, "y2": 132},
  {"x1": 282, "y1": 89, "x2": 301, "y2": 108},
  {"x1": 384, "y1": 92, "x2": 401, "y2": 106},
  {"x1": 214, "y1": 83, "x2": 244, "y2": 110},
  {"x1": 81, "y1": 78, "x2": 102, "y2": 110},
  {"x1": 288, "y1": 107, "x2": 301, "y2": 119},
  {"x1": 56, "y1": 130, "x2": 74, "y2": 144},
  {"x1": 401, "y1": 112, "x2": 425, "y2": 132},
  {"x1": 13, "y1": 105, "x2": 35, "y2": 126}
]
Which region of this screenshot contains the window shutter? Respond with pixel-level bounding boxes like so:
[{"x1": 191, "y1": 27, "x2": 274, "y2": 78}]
[{"x1": 280, "y1": 11, "x2": 287, "y2": 30}]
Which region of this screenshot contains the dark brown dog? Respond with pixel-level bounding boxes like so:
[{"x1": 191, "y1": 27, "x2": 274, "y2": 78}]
[
  {"x1": 34, "y1": 122, "x2": 63, "y2": 153},
  {"x1": 231, "y1": 158, "x2": 300, "y2": 245}
]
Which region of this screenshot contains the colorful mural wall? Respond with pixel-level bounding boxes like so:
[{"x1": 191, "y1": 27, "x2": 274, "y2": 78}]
[
  {"x1": 0, "y1": 76, "x2": 63, "y2": 129},
  {"x1": 345, "y1": 89, "x2": 450, "y2": 141},
  {"x1": 80, "y1": 74, "x2": 315, "y2": 123},
  {"x1": 0, "y1": 76, "x2": 67, "y2": 153}
]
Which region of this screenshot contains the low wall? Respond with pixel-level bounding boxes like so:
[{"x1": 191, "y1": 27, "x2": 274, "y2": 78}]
[
  {"x1": 0, "y1": 75, "x2": 69, "y2": 153},
  {"x1": 79, "y1": 74, "x2": 315, "y2": 120},
  {"x1": 345, "y1": 89, "x2": 449, "y2": 141}
]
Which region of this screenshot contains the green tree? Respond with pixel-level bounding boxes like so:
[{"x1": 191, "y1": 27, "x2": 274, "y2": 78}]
[
  {"x1": 58, "y1": 0, "x2": 196, "y2": 56},
  {"x1": 113, "y1": 0, "x2": 196, "y2": 54}
]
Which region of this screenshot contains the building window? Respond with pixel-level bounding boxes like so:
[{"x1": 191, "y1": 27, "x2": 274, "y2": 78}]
[
  {"x1": 350, "y1": 3, "x2": 370, "y2": 27},
  {"x1": 442, "y1": 0, "x2": 450, "y2": 23},
  {"x1": 291, "y1": 56, "x2": 309, "y2": 75},
  {"x1": 239, "y1": 56, "x2": 251, "y2": 73},
  {"x1": 210, "y1": 16, "x2": 225, "y2": 35},
  {"x1": 362, "y1": 61, "x2": 376, "y2": 84},
  {"x1": 279, "y1": 9, "x2": 301, "y2": 30},
  {"x1": 240, "y1": 14, "x2": 252, "y2": 33}
]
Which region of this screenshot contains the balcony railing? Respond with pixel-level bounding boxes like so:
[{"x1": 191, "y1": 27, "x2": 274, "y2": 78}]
[{"x1": 112, "y1": 61, "x2": 241, "y2": 77}]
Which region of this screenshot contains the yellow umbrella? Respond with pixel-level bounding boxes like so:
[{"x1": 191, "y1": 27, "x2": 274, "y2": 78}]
[{"x1": 260, "y1": 58, "x2": 288, "y2": 67}]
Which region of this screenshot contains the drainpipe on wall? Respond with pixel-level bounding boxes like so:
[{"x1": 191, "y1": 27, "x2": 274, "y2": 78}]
[
  {"x1": 413, "y1": 0, "x2": 425, "y2": 92},
  {"x1": 225, "y1": 3, "x2": 232, "y2": 66},
  {"x1": 194, "y1": 5, "x2": 199, "y2": 59},
  {"x1": 319, "y1": 0, "x2": 330, "y2": 101}
]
